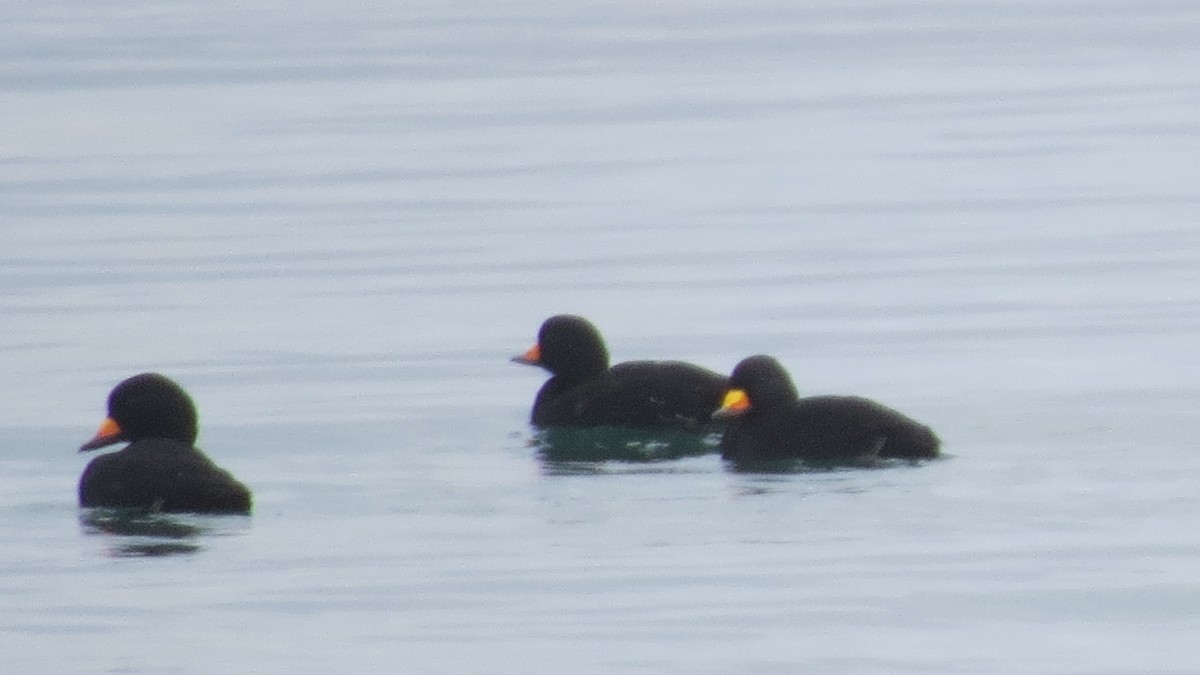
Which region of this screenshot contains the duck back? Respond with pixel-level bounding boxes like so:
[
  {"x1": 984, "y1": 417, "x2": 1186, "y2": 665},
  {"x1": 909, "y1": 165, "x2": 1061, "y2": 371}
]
[
  {"x1": 533, "y1": 360, "x2": 728, "y2": 429},
  {"x1": 721, "y1": 395, "x2": 940, "y2": 464},
  {"x1": 79, "y1": 439, "x2": 252, "y2": 514}
]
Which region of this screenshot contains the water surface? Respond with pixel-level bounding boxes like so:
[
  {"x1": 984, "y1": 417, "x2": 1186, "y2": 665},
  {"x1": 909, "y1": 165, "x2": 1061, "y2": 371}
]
[{"x1": 2, "y1": 0, "x2": 1199, "y2": 673}]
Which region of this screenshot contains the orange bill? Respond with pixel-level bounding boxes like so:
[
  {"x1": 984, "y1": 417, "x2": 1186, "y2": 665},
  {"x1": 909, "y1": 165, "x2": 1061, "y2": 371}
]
[
  {"x1": 79, "y1": 417, "x2": 124, "y2": 452},
  {"x1": 712, "y1": 388, "x2": 751, "y2": 420},
  {"x1": 511, "y1": 343, "x2": 541, "y2": 365}
]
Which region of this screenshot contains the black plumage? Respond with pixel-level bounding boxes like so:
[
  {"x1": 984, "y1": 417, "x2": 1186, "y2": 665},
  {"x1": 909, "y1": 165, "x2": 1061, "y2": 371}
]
[
  {"x1": 714, "y1": 355, "x2": 940, "y2": 464},
  {"x1": 78, "y1": 373, "x2": 252, "y2": 514},
  {"x1": 513, "y1": 315, "x2": 728, "y2": 429}
]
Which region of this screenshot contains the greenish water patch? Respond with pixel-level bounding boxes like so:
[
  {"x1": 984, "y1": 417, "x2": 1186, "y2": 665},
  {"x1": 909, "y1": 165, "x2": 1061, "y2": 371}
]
[{"x1": 532, "y1": 426, "x2": 721, "y2": 464}]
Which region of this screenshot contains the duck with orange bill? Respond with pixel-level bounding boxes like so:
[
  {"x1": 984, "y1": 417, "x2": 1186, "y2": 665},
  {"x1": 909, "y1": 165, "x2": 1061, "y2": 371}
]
[
  {"x1": 78, "y1": 373, "x2": 252, "y2": 514},
  {"x1": 714, "y1": 355, "x2": 940, "y2": 466},
  {"x1": 513, "y1": 314, "x2": 728, "y2": 430}
]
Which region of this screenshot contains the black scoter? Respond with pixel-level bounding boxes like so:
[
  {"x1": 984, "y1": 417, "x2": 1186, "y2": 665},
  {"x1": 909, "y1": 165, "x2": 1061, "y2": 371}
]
[
  {"x1": 78, "y1": 373, "x2": 252, "y2": 514},
  {"x1": 512, "y1": 315, "x2": 728, "y2": 429},
  {"x1": 713, "y1": 355, "x2": 940, "y2": 464}
]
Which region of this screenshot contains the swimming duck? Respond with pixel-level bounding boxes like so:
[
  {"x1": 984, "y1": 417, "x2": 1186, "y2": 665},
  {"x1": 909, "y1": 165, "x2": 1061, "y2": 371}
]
[
  {"x1": 78, "y1": 373, "x2": 252, "y2": 514},
  {"x1": 513, "y1": 315, "x2": 728, "y2": 429},
  {"x1": 714, "y1": 355, "x2": 940, "y2": 464}
]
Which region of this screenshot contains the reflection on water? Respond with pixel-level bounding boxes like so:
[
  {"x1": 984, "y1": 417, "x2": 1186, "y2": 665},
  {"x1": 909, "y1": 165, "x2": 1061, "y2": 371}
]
[
  {"x1": 531, "y1": 425, "x2": 720, "y2": 467},
  {"x1": 78, "y1": 508, "x2": 248, "y2": 558},
  {"x1": 724, "y1": 455, "x2": 940, "y2": 475},
  {"x1": 530, "y1": 423, "x2": 945, "y2": 476}
]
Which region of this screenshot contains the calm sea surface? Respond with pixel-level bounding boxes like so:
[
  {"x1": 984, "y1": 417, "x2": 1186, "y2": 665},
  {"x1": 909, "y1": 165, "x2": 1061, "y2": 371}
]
[{"x1": 2, "y1": 0, "x2": 1199, "y2": 672}]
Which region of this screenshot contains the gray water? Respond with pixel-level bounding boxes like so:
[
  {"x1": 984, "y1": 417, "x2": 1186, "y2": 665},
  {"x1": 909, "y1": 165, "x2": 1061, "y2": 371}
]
[{"x1": 3, "y1": 1, "x2": 1199, "y2": 672}]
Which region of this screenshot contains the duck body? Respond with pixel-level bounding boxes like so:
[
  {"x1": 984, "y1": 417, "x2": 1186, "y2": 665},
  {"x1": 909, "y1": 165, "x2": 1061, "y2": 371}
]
[
  {"x1": 78, "y1": 373, "x2": 252, "y2": 514},
  {"x1": 532, "y1": 359, "x2": 729, "y2": 428},
  {"x1": 79, "y1": 438, "x2": 252, "y2": 513},
  {"x1": 515, "y1": 315, "x2": 728, "y2": 429},
  {"x1": 715, "y1": 355, "x2": 939, "y2": 465}
]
